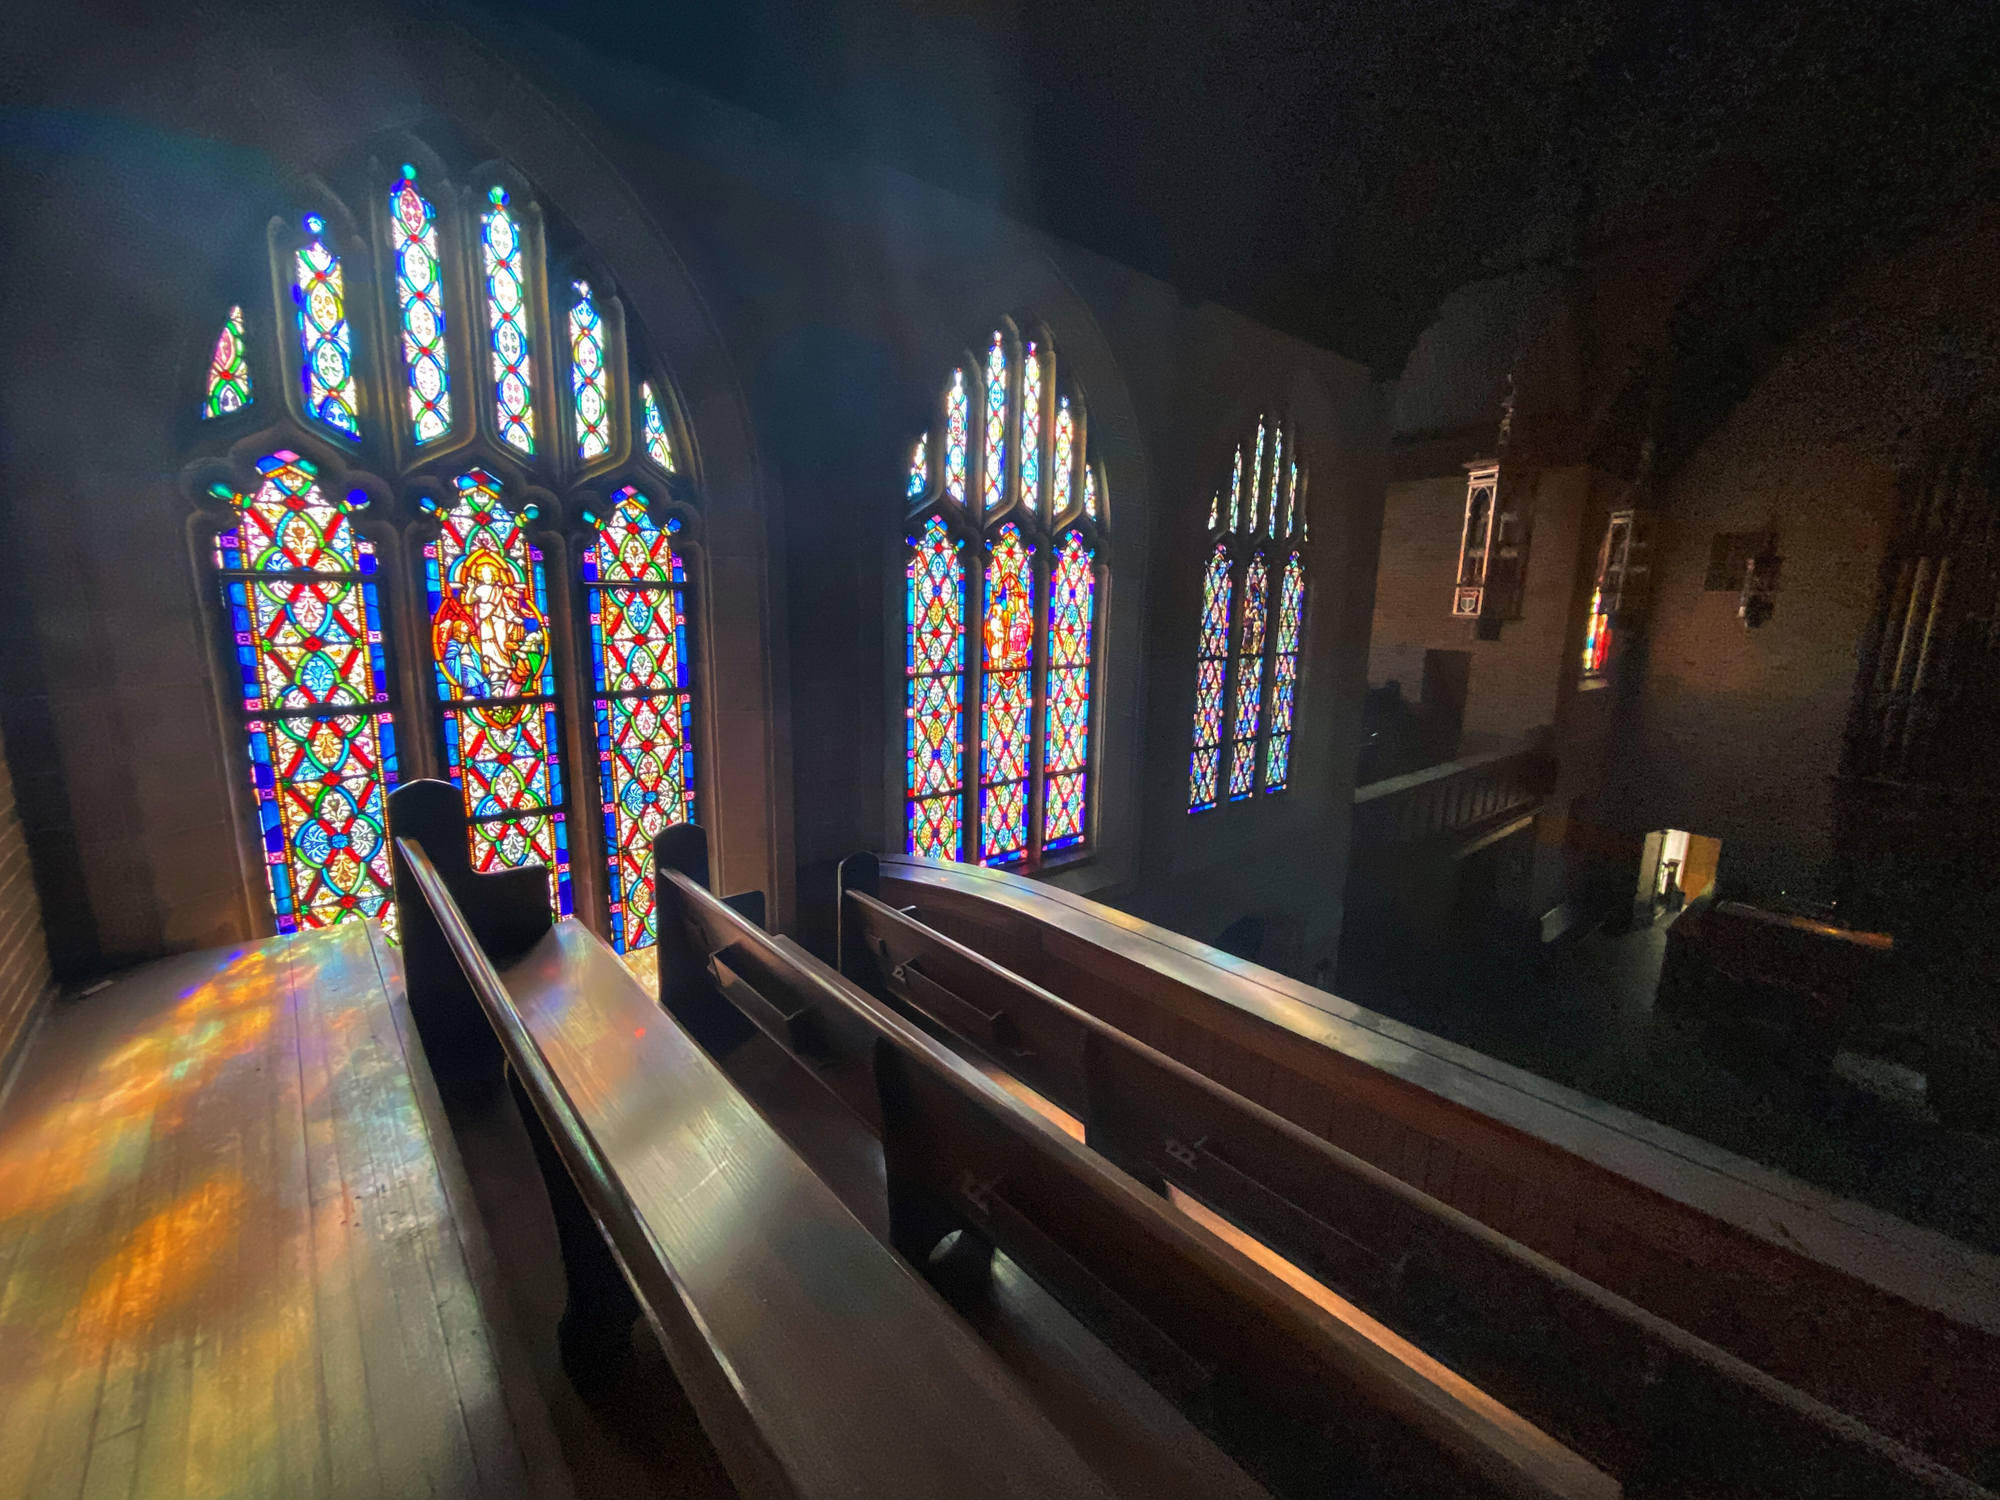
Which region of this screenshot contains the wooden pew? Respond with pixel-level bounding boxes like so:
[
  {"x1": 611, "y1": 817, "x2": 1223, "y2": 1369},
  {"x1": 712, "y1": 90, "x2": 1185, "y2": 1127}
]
[
  {"x1": 652, "y1": 825, "x2": 1617, "y2": 1500},
  {"x1": 868, "y1": 852, "x2": 2000, "y2": 1488},
  {"x1": 385, "y1": 781, "x2": 1123, "y2": 1500},
  {"x1": 835, "y1": 854, "x2": 1983, "y2": 1500}
]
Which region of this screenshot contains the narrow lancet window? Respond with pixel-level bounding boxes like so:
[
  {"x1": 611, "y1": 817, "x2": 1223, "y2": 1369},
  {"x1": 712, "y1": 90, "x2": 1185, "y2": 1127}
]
[
  {"x1": 1189, "y1": 544, "x2": 1233, "y2": 811},
  {"x1": 640, "y1": 381, "x2": 675, "y2": 472},
  {"x1": 1264, "y1": 555, "x2": 1305, "y2": 791},
  {"x1": 294, "y1": 216, "x2": 360, "y2": 437},
  {"x1": 979, "y1": 522, "x2": 1034, "y2": 861},
  {"x1": 570, "y1": 281, "x2": 610, "y2": 460},
  {"x1": 1052, "y1": 398, "x2": 1075, "y2": 515},
  {"x1": 945, "y1": 369, "x2": 970, "y2": 504},
  {"x1": 204, "y1": 306, "x2": 253, "y2": 418},
  {"x1": 1044, "y1": 531, "x2": 1096, "y2": 848},
  {"x1": 982, "y1": 333, "x2": 1008, "y2": 512},
  {"x1": 1020, "y1": 341, "x2": 1043, "y2": 513},
  {"x1": 481, "y1": 187, "x2": 535, "y2": 455},
  {"x1": 390, "y1": 167, "x2": 451, "y2": 444}
]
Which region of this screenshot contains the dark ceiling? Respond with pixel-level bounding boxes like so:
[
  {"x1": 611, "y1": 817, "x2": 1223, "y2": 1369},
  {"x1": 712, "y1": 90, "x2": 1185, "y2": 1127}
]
[{"x1": 473, "y1": 0, "x2": 1999, "y2": 449}]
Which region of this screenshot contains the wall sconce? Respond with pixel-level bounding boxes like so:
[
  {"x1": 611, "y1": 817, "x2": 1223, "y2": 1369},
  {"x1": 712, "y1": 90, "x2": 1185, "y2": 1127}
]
[{"x1": 1739, "y1": 546, "x2": 1781, "y2": 629}]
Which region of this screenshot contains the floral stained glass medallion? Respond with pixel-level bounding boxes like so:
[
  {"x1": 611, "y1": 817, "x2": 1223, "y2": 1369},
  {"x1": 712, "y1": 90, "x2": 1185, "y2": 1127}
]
[
  {"x1": 390, "y1": 167, "x2": 451, "y2": 444},
  {"x1": 906, "y1": 515, "x2": 966, "y2": 861},
  {"x1": 481, "y1": 187, "x2": 535, "y2": 455},
  {"x1": 1043, "y1": 532, "x2": 1095, "y2": 849},
  {"x1": 979, "y1": 523, "x2": 1034, "y2": 861},
  {"x1": 424, "y1": 469, "x2": 570, "y2": 914},
  {"x1": 640, "y1": 381, "x2": 675, "y2": 472},
  {"x1": 585, "y1": 487, "x2": 693, "y2": 953},
  {"x1": 215, "y1": 452, "x2": 396, "y2": 932},
  {"x1": 570, "y1": 282, "x2": 610, "y2": 460},
  {"x1": 294, "y1": 216, "x2": 360, "y2": 437},
  {"x1": 203, "y1": 306, "x2": 252, "y2": 418}
]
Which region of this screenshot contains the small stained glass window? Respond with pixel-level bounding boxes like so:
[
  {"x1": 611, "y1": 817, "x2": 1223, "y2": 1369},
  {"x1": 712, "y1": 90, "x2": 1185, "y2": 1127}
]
[
  {"x1": 481, "y1": 187, "x2": 535, "y2": 455},
  {"x1": 390, "y1": 167, "x2": 451, "y2": 445},
  {"x1": 640, "y1": 381, "x2": 675, "y2": 472},
  {"x1": 982, "y1": 333, "x2": 1007, "y2": 513},
  {"x1": 214, "y1": 452, "x2": 396, "y2": 931},
  {"x1": 945, "y1": 369, "x2": 970, "y2": 504},
  {"x1": 294, "y1": 215, "x2": 360, "y2": 437},
  {"x1": 1020, "y1": 342, "x2": 1043, "y2": 514},
  {"x1": 585, "y1": 487, "x2": 694, "y2": 953},
  {"x1": 203, "y1": 306, "x2": 253, "y2": 418},
  {"x1": 909, "y1": 433, "x2": 929, "y2": 500},
  {"x1": 570, "y1": 281, "x2": 610, "y2": 461}
]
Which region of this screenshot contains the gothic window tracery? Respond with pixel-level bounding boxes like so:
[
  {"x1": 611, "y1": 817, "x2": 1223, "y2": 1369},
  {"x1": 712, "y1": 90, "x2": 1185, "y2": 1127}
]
[
  {"x1": 903, "y1": 321, "x2": 1107, "y2": 866},
  {"x1": 192, "y1": 152, "x2": 699, "y2": 957},
  {"x1": 1188, "y1": 415, "x2": 1308, "y2": 811}
]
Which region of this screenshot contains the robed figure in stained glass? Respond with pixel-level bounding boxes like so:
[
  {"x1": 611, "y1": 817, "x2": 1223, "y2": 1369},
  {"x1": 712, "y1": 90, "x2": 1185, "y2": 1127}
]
[{"x1": 431, "y1": 546, "x2": 549, "y2": 712}]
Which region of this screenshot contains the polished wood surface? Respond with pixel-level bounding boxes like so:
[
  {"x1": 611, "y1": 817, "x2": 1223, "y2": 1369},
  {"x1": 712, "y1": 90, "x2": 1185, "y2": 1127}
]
[
  {"x1": 841, "y1": 880, "x2": 1983, "y2": 1499},
  {"x1": 877, "y1": 853, "x2": 2000, "y2": 1478},
  {"x1": 661, "y1": 854, "x2": 1617, "y2": 1500},
  {"x1": 0, "y1": 924, "x2": 569, "y2": 1500},
  {"x1": 398, "y1": 836, "x2": 1120, "y2": 1500}
]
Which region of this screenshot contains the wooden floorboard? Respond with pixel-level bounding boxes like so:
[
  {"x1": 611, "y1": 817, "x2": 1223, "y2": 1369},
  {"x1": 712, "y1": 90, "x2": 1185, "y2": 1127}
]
[{"x1": 0, "y1": 928, "x2": 567, "y2": 1500}]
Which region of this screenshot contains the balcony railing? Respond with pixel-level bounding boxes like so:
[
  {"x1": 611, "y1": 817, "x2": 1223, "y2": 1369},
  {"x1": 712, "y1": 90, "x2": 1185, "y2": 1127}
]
[{"x1": 1353, "y1": 743, "x2": 1555, "y2": 848}]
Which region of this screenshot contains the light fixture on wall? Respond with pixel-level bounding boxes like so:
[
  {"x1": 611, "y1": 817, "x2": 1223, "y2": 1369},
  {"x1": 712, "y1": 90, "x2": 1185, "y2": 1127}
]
[
  {"x1": 1451, "y1": 375, "x2": 1531, "y2": 639},
  {"x1": 1739, "y1": 543, "x2": 1781, "y2": 629}
]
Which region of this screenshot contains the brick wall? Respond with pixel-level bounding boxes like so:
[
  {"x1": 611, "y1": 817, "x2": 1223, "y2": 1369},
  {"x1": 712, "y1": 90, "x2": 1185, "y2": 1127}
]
[{"x1": 0, "y1": 717, "x2": 53, "y2": 1069}]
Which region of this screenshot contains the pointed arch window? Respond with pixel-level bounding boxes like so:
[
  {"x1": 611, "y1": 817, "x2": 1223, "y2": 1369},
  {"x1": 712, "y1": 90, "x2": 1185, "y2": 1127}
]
[
  {"x1": 194, "y1": 156, "x2": 702, "y2": 949},
  {"x1": 1188, "y1": 415, "x2": 1309, "y2": 811},
  {"x1": 904, "y1": 323, "x2": 1106, "y2": 866}
]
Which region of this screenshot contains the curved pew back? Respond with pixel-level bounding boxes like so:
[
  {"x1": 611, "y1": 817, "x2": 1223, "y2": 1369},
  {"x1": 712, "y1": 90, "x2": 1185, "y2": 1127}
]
[
  {"x1": 836, "y1": 858, "x2": 1984, "y2": 1500},
  {"x1": 869, "y1": 853, "x2": 2000, "y2": 1486},
  {"x1": 654, "y1": 830, "x2": 1617, "y2": 1500}
]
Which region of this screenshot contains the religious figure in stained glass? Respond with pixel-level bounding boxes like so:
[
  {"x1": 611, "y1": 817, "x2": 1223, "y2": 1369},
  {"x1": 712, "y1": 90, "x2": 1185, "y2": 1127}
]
[
  {"x1": 425, "y1": 469, "x2": 570, "y2": 914},
  {"x1": 1043, "y1": 532, "x2": 1095, "y2": 849},
  {"x1": 1229, "y1": 555, "x2": 1270, "y2": 800},
  {"x1": 585, "y1": 487, "x2": 693, "y2": 953},
  {"x1": 906, "y1": 515, "x2": 965, "y2": 861},
  {"x1": 203, "y1": 306, "x2": 252, "y2": 418},
  {"x1": 215, "y1": 452, "x2": 396, "y2": 932},
  {"x1": 390, "y1": 167, "x2": 451, "y2": 445},
  {"x1": 482, "y1": 187, "x2": 535, "y2": 455},
  {"x1": 980, "y1": 522, "x2": 1034, "y2": 862},
  {"x1": 294, "y1": 215, "x2": 360, "y2": 437},
  {"x1": 903, "y1": 324, "x2": 1106, "y2": 869},
  {"x1": 570, "y1": 281, "x2": 611, "y2": 460}
]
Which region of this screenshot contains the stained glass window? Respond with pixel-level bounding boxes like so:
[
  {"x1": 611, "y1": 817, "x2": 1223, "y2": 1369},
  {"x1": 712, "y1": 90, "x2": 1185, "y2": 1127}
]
[
  {"x1": 641, "y1": 381, "x2": 675, "y2": 472},
  {"x1": 1052, "y1": 398, "x2": 1075, "y2": 515},
  {"x1": 904, "y1": 326, "x2": 1104, "y2": 867},
  {"x1": 906, "y1": 514, "x2": 965, "y2": 860},
  {"x1": 946, "y1": 368, "x2": 969, "y2": 504},
  {"x1": 1229, "y1": 555, "x2": 1269, "y2": 800},
  {"x1": 982, "y1": 332, "x2": 1008, "y2": 512},
  {"x1": 482, "y1": 187, "x2": 535, "y2": 455},
  {"x1": 1188, "y1": 544, "x2": 1233, "y2": 812},
  {"x1": 1228, "y1": 445, "x2": 1244, "y2": 532},
  {"x1": 1020, "y1": 342, "x2": 1043, "y2": 514},
  {"x1": 390, "y1": 167, "x2": 451, "y2": 445},
  {"x1": 570, "y1": 282, "x2": 610, "y2": 461},
  {"x1": 294, "y1": 216, "x2": 360, "y2": 437},
  {"x1": 584, "y1": 487, "x2": 693, "y2": 953},
  {"x1": 1283, "y1": 459, "x2": 1298, "y2": 537},
  {"x1": 980, "y1": 522, "x2": 1034, "y2": 862},
  {"x1": 1267, "y1": 425, "x2": 1283, "y2": 538},
  {"x1": 203, "y1": 306, "x2": 252, "y2": 418},
  {"x1": 424, "y1": 469, "x2": 571, "y2": 915},
  {"x1": 1246, "y1": 418, "x2": 1265, "y2": 536},
  {"x1": 1044, "y1": 532, "x2": 1095, "y2": 849},
  {"x1": 1264, "y1": 554, "x2": 1305, "y2": 792},
  {"x1": 214, "y1": 452, "x2": 396, "y2": 932}
]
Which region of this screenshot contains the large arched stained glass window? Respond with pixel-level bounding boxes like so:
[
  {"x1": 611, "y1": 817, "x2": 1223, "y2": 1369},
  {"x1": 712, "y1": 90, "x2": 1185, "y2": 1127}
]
[
  {"x1": 214, "y1": 452, "x2": 397, "y2": 931},
  {"x1": 584, "y1": 487, "x2": 693, "y2": 954},
  {"x1": 904, "y1": 322, "x2": 1106, "y2": 866},
  {"x1": 424, "y1": 470, "x2": 572, "y2": 914},
  {"x1": 198, "y1": 157, "x2": 701, "y2": 945},
  {"x1": 1188, "y1": 415, "x2": 1309, "y2": 811}
]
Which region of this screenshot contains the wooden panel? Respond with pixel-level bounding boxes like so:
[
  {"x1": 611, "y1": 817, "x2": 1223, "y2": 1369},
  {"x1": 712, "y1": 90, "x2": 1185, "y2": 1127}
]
[
  {"x1": 0, "y1": 926, "x2": 564, "y2": 1500},
  {"x1": 879, "y1": 856, "x2": 2000, "y2": 1477}
]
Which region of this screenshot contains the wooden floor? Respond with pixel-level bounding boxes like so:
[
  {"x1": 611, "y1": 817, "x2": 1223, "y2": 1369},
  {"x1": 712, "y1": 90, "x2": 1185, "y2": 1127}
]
[{"x1": 0, "y1": 924, "x2": 572, "y2": 1500}]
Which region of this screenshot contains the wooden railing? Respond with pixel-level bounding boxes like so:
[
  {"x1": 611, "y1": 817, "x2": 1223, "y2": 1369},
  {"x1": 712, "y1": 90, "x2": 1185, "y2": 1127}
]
[
  {"x1": 872, "y1": 853, "x2": 2000, "y2": 1491},
  {"x1": 1353, "y1": 744, "x2": 1556, "y2": 849},
  {"x1": 837, "y1": 855, "x2": 1978, "y2": 1499}
]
